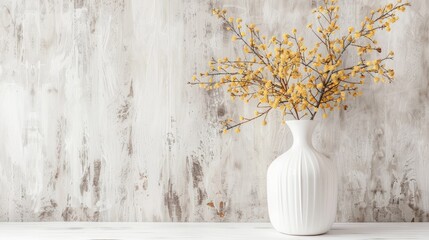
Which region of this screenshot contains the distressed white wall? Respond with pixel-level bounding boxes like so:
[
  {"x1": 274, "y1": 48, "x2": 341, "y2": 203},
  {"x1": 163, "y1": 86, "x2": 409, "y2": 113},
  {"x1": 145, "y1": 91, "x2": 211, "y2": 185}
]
[{"x1": 0, "y1": 0, "x2": 427, "y2": 222}]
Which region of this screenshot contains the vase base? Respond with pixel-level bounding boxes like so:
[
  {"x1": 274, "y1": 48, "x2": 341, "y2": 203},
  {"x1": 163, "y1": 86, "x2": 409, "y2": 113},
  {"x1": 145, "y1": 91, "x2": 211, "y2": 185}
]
[
  {"x1": 271, "y1": 223, "x2": 331, "y2": 236},
  {"x1": 275, "y1": 229, "x2": 329, "y2": 236}
]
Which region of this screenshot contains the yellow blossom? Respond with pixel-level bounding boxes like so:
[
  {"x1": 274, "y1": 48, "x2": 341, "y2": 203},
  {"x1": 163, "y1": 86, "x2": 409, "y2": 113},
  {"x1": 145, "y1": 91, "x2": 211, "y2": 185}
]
[
  {"x1": 270, "y1": 36, "x2": 277, "y2": 43},
  {"x1": 282, "y1": 33, "x2": 289, "y2": 41}
]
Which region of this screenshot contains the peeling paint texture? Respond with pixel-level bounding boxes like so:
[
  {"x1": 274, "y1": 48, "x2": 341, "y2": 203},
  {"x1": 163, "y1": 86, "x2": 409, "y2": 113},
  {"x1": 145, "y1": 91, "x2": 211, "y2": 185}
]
[{"x1": 0, "y1": 0, "x2": 428, "y2": 222}]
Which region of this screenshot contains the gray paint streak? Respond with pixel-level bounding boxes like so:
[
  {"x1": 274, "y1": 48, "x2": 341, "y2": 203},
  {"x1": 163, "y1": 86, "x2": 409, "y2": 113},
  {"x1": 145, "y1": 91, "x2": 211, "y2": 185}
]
[{"x1": 0, "y1": 0, "x2": 427, "y2": 222}]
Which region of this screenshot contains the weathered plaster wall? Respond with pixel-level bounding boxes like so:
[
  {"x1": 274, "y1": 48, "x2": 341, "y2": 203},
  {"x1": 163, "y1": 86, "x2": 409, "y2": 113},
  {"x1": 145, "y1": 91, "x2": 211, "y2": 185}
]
[{"x1": 0, "y1": 0, "x2": 427, "y2": 222}]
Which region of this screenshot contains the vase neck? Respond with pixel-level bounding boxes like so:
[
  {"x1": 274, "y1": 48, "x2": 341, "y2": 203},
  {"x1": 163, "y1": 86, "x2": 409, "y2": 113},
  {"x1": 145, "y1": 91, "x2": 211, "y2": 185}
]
[{"x1": 287, "y1": 120, "x2": 317, "y2": 148}]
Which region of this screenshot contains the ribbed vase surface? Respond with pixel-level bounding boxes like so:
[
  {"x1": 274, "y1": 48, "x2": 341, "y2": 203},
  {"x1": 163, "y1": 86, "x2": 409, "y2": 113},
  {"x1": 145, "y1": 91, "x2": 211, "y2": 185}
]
[{"x1": 267, "y1": 120, "x2": 338, "y2": 235}]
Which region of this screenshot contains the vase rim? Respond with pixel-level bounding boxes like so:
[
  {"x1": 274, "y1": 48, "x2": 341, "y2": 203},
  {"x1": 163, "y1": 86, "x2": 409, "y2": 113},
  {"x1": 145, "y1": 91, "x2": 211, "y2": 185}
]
[{"x1": 286, "y1": 119, "x2": 318, "y2": 122}]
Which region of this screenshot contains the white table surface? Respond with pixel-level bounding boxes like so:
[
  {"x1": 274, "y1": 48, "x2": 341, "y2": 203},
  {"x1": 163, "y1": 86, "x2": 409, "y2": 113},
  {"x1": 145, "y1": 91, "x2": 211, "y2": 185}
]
[{"x1": 0, "y1": 222, "x2": 427, "y2": 240}]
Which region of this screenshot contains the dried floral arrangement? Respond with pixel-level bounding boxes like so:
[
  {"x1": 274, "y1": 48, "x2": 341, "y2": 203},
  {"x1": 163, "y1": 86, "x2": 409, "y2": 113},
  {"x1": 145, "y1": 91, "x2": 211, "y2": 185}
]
[{"x1": 190, "y1": 0, "x2": 410, "y2": 133}]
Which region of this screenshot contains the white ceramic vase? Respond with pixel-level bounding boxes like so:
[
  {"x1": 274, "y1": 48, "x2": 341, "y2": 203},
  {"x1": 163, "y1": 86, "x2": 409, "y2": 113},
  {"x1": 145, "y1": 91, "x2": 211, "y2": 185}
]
[{"x1": 267, "y1": 120, "x2": 337, "y2": 235}]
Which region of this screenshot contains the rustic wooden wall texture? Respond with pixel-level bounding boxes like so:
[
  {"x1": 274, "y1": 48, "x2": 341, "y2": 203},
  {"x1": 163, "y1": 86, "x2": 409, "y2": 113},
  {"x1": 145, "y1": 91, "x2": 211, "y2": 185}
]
[{"x1": 0, "y1": 0, "x2": 427, "y2": 222}]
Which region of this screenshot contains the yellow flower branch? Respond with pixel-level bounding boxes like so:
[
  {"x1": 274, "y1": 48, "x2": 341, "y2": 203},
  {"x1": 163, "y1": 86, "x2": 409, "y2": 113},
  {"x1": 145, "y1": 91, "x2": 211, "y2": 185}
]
[{"x1": 189, "y1": 0, "x2": 410, "y2": 132}]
